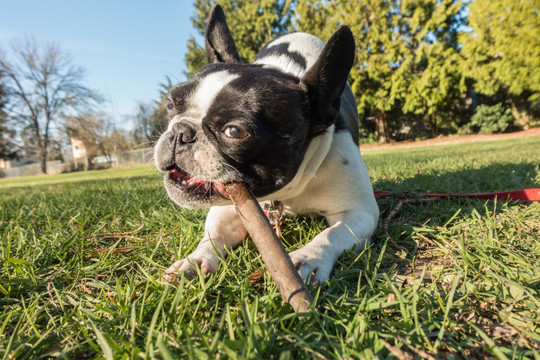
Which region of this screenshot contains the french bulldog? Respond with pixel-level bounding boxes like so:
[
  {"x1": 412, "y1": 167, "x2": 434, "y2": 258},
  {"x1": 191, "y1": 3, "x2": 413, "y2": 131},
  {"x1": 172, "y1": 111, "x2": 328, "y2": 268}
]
[{"x1": 154, "y1": 4, "x2": 379, "y2": 285}]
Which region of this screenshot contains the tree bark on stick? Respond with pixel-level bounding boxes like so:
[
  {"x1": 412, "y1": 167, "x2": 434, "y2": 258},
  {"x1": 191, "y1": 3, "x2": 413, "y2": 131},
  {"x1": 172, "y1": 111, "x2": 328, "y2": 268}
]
[{"x1": 224, "y1": 183, "x2": 314, "y2": 313}]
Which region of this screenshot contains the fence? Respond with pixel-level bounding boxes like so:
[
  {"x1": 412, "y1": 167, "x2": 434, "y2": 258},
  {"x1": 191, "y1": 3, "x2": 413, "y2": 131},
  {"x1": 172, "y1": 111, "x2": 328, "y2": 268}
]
[
  {"x1": 0, "y1": 148, "x2": 155, "y2": 178},
  {"x1": 118, "y1": 148, "x2": 154, "y2": 166},
  {"x1": 0, "y1": 160, "x2": 66, "y2": 178}
]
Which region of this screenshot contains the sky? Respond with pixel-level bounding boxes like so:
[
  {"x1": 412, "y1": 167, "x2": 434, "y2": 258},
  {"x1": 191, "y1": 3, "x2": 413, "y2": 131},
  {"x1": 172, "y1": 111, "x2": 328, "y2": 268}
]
[{"x1": 0, "y1": 0, "x2": 199, "y2": 129}]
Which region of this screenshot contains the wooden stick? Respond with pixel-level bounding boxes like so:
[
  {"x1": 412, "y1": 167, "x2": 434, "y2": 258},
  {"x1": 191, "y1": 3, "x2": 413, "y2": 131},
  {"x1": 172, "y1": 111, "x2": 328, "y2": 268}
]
[{"x1": 224, "y1": 183, "x2": 314, "y2": 313}]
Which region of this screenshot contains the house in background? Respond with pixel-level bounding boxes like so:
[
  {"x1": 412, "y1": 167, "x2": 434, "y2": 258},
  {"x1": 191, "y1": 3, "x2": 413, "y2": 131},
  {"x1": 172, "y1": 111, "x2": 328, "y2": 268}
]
[{"x1": 70, "y1": 137, "x2": 88, "y2": 170}]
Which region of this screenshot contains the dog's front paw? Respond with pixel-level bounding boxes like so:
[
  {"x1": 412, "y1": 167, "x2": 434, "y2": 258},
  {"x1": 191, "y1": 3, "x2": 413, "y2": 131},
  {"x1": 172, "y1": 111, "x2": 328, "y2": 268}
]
[
  {"x1": 161, "y1": 248, "x2": 220, "y2": 283},
  {"x1": 289, "y1": 246, "x2": 333, "y2": 285}
]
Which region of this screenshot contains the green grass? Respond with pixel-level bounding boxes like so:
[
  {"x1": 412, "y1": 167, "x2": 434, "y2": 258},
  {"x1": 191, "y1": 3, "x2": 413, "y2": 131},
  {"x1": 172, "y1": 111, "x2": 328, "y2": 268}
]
[
  {"x1": 0, "y1": 165, "x2": 159, "y2": 188},
  {"x1": 1, "y1": 137, "x2": 539, "y2": 359}
]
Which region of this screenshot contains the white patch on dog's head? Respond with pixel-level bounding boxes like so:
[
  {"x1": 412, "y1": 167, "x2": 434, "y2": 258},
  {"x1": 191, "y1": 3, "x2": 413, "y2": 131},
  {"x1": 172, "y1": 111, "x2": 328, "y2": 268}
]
[
  {"x1": 168, "y1": 71, "x2": 239, "y2": 131},
  {"x1": 257, "y1": 55, "x2": 306, "y2": 78},
  {"x1": 191, "y1": 71, "x2": 240, "y2": 119}
]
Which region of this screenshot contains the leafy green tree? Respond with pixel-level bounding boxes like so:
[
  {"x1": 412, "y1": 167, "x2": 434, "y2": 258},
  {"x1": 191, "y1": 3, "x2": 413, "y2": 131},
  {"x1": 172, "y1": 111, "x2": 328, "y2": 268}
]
[
  {"x1": 327, "y1": 0, "x2": 466, "y2": 141},
  {"x1": 183, "y1": 0, "x2": 467, "y2": 142},
  {"x1": 400, "y1": 0, "x2": 467, "y2": 136},
  {"x1": 464, "y1": 103, "x2": 514, "y2": 134},
  {"x1": 460, "y1": 0, "x2": 540, "y2": 129},
  {"x1": 292, "y1": 0, "x2": 331, "y2": 38},
  {"x1": 185, "y1": 0, "x2": 294, "y2": 76}
]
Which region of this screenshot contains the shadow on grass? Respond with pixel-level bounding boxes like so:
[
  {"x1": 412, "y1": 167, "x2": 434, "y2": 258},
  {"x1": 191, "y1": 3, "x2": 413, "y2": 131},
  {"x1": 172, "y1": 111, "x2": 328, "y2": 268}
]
[
  {"x1": 371, "y1": 162, "x2": 538, "y2": 195},
  {"x1": 2, "y1": 158, "x2": 538, "y2": 358},
  {"x1": 370, "y1": 162, "x2": 537, "y2": 270},
  {"x1": 301, "y1": 162, "x2": 539, "y2": 357},
  {"x1": 269, "y1": 162, "x2": 539, "y2": 284}
]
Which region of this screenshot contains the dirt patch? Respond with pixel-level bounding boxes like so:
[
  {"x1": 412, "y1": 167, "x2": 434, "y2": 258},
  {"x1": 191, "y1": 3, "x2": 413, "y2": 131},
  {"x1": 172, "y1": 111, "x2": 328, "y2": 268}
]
[{"x1": 360, "y1": 128, "x2": 540, "y2": 151}]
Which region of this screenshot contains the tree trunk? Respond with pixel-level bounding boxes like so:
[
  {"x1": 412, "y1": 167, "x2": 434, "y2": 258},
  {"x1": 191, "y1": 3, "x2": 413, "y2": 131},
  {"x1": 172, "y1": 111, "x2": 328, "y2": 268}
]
[
  {"x1": 40, "y1": 150, "x2": 47, "y2": 174},
  {"x1": 508, "y1": 96, "x2": 531, "y2": 130},
  {"x1": 374, "y1": 109, "x2": 390, "y2": 143},
  {"x1": 40, "y1": 135, "x2": 49, "y2": 174},
  {"x1": 41, "y1": 119, "x2": 50, "y2": 174},
  {"x1": 430, "y1": 114, "x2": 439, "y2": 137}
]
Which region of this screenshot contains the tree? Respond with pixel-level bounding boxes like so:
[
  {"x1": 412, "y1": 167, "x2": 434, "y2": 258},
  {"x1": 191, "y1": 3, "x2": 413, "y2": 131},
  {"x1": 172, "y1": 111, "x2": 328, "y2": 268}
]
[
  {"x1": 325, "y1": 0, "x2": 466, "y2": 141},
  {"x1": 132, "y1": 101, "x2": 155, "y2": 145},
  {"x1": 398, "y1": 0, "x2": 467, "y2": 136},
  {"x1": 0, "y1": 69, "x2": 17, "y2": 160},
  {"x1": 65, "y1": 112, "x2": 131, "y2": 168},
  {"x1": 290, "y1": 0, "x2": 331, "y2": 38},
  {"x1": 0, "y1": 122, "x2": 15, "y2": 161},
  {"x1": 185, "y1": 0, "x2": 295, "y2": 76},
  {"x1": 0, "y1": 37, "x2": 100, "y2": 173},
  {"x1": 149, "y1": 77, "x2": 173, "y2": 140},
  {"x1": 183, "y1": 0, "x2": 468, "y2": 142},
  {"x1": 460, "y1": 0, "x2": 540, "y2": 128},
  {"x1": 132, "y1": 76, "x2": 173, "y2": 146}
]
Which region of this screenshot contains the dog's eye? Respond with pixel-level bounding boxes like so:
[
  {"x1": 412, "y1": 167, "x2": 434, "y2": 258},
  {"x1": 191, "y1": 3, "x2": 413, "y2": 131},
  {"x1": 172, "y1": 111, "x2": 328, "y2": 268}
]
[
  {"x1": 223, "y1": 125, "x2": 248, "y2": 139},
  {"x1": 166, "y1": 99, "x2": 175, "y2": 110}
]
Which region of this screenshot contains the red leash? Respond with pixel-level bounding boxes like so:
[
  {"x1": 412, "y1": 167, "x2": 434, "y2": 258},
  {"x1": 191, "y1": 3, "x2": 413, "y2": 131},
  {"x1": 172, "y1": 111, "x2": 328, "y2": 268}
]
[{"x1": 374, "y1": 188, "x2": 540, "y2": 201}]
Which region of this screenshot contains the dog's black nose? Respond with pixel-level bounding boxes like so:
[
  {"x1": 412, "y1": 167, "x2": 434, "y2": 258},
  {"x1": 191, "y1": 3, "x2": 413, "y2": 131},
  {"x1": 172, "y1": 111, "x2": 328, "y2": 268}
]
[{"x1": 168, "y1": 122, "x2": 196, "y2": 149}]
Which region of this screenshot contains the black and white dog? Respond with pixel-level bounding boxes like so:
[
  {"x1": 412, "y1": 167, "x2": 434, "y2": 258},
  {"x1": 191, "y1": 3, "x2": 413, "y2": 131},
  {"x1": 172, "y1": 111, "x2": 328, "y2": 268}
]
[{"x1": 155, "y1": 4, "x2": 379, "y2": 285}]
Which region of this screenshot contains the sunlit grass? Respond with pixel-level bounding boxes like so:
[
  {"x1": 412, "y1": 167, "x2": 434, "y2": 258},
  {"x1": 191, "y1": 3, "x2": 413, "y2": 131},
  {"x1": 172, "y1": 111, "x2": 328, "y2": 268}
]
[
  {"x1": 1, "y1": 137, "x2": 539, "y2": 359},
  {"x1": 0, "y1": 165, "x2": 159, "y2": 188}
]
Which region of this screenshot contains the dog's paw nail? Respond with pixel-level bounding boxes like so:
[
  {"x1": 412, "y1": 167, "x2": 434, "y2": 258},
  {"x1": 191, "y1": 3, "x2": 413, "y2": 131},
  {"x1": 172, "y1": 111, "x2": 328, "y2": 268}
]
[
  {"x1": 201, "y1": 265, "x2": 210, "y2": 274},
  {"x1": 161, "y1": 273, "x2": 175, "y2": 283}
]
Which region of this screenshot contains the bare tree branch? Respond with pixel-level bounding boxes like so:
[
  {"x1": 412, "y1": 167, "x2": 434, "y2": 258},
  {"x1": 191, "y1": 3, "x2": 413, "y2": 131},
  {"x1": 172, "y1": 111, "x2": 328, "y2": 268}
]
[{"x1": 0, "y1": 36, "x2": 102, "y2": 173}]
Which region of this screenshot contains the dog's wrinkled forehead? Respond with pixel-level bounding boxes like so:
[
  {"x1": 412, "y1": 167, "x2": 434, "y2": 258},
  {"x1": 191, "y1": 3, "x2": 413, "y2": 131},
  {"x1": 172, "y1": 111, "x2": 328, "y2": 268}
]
[
  {"x1": 168, "y1": 69, "x2": 240, "y2": 127},
  {"x1": 168, "y1": 64, "x2": 303, "y2": 129}
]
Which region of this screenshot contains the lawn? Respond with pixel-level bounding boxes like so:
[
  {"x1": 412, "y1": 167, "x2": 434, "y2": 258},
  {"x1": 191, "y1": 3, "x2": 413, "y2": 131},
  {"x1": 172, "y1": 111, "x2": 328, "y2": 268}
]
[{"x1": 1, "y1": 137, "x2": 539, "y2": 359}]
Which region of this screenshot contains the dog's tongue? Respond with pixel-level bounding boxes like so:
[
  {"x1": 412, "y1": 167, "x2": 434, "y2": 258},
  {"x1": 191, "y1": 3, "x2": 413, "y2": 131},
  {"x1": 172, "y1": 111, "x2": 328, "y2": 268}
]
[
  {"x1": 170, "y1": 168, "x2": 229, "y2": 198},
  {"x1": 170, "y1": 168, "x2": 204, "y2": 186}
]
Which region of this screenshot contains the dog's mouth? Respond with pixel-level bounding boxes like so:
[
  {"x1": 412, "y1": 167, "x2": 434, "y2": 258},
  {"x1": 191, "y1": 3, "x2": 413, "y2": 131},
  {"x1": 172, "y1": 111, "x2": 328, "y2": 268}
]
[{"x1": 166, "y1": 165, "x2": 229, "y2": 199}]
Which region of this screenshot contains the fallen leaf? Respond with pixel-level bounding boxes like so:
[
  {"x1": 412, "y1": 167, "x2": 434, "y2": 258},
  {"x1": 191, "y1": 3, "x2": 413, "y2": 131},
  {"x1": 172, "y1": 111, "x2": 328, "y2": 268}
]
[
  {"x1": 480, "y1": 301, "x2": 489, "y2": 311},
  {"x1": 454, "y1": 311, "x2": 475, "y2": 322},
  {"x1": 248, "y1": 270, "x2": 264, "y2": 284},
  {"x1": 491, "y1": 324, "x2": 517, "y2": 337}
]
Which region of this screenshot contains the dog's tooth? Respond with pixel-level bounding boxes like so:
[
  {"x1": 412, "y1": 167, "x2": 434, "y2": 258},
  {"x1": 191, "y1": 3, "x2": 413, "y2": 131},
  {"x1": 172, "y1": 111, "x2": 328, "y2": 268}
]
[{"x1": 181, "y1": 180, "x2": 187, "y2": 186}]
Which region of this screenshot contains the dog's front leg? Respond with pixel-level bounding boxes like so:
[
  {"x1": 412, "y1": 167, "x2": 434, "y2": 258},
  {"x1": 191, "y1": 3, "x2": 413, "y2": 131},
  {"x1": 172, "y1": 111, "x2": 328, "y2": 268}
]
[
  {"x1": 289, "y1": 209, "x2": 379, "y2": 285},
  {"x1": 162, "y1": 205, "x2": 247, "y2": 282}
]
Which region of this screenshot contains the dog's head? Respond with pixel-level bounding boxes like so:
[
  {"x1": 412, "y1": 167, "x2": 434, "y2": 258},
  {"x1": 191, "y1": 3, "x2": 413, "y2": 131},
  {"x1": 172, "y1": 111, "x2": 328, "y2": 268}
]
[{"x1": 154, "y1": 4, "x2": 355, "y2": 208}]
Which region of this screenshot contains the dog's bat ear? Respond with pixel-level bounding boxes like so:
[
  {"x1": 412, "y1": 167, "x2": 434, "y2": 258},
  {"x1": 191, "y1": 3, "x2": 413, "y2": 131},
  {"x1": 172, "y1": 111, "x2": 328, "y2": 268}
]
[
  {"x1": 301, "y1": 26, "x2": 355, "y2": 135},
  {"x1": 205, "y1": 4, "x2": 241, "y2": 64}
]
